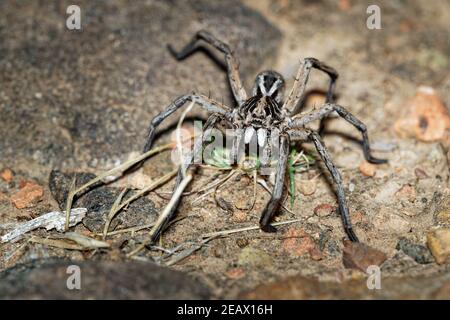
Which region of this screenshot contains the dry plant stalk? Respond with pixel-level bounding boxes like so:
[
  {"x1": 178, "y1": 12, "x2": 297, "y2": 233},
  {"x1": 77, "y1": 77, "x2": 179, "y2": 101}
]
[
  {"x1": 29, "y1": 236, "x2": 85, "y2": 250},
  {"x1": 202, "y1": 218, "x2": 304, "y2": 238},
  {"x1": 29, "y1": 232, "x2": 109, "y2": 250}
]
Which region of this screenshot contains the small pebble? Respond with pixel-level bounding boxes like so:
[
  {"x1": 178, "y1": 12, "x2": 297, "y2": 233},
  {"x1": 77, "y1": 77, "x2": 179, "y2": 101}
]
[
  {"x1": 307, "y1": 215, "x2": 319, "y2": 224},
  {"x1": 10, "y1": 181, "x2": 44, "y2": 209},
  {"x1": 436, "y1": 209, "x2": 450, "y2": 224},
  {"x1": 0, "y1": 168, "x2": 13, "y2": 183},
  {"x1": 216, "y1": 196, "x2": 234, "y2": 213},
  {"x1": 225, "y1": 268, "x2": 245, "y2": 280},
  {"x1": 396, "y1": 237, "x2": 434, "y2": 264},
  {"x1": 236, "y1": 238, "x2": 249, "y2": 248},
  {"x1": 338, "y1": 0, "x2": 351, "y2": 11},
  {"x1": 298, "y1": 179, "x2": 317, "y2": 196},
  {"x1": 118, "y1": 171, "x2": 155, "y2": 190},
  {"x1": 394, "y1": 86, "x2": 450, "y2": 142},
  {"x1": 313, "y1": 204, "x2": 334, "y2": 217},
  {"x1": 374, "y1": 181, "x2": 401, "y2": 203},
  {"x1": 414, "y1": 168, "x2": 428, "y2": 179},
  {"x1": 234, "y1": 198, "x2": 251, "y2": 211},
  {"x1": 212, "y1": 247, "x2": 224, "y2": 258},
  {"x1": 427, "y1": 228, "x2": 450, "y2": 264},
  {"x1": 359, "y1": 161, "x2": 376, "y2": 177},
  {"x1": 342, "y1": 240, "x2": 387, "y2": 272},
  {"x1": 282, "y1": 227, "x2": 323, "y2": 260}
]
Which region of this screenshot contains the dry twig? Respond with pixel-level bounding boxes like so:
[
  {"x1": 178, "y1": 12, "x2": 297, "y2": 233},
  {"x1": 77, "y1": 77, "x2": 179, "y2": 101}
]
[{"x1": 1, "y1": 208, "x2": 87, "y2": 243}]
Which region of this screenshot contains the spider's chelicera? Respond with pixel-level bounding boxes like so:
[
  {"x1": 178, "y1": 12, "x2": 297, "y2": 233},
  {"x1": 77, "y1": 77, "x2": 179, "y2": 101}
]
[{"x1": 142, "y1": 31, "x2": 387, "y2": 243}]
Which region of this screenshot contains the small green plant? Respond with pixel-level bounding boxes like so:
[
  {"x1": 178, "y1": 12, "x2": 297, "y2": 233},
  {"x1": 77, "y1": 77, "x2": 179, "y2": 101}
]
[
  {"x1": 204, "y1": 147, "x2": 233, "y2": 169},
  {"x1": 205, "y1": 145, "x2": 315, "y2": 208},
  {"x1": 288, "y1": 147, "x2": 316, "y2": 207}
]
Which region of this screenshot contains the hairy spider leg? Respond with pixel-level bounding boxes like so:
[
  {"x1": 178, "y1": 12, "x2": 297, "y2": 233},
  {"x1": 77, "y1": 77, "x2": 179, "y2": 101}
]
[
  {"x1": 289, "y1": 103, "x2": 387, "y2": 164},
  {"x1": 283, "y1": 57, "x2": 338, "y2": 120},
  {"x1": 143, "y1": 94, "x2": 231, "y2": 153},
  {"x1": 332, "y1": 105, "x2": 388, "y2": 164},
  {"x1": 168, "y1": 30, "x2": 248, "y2": 106},
  {"x1": 259, "y1": 134, "x2": 290, "y2": 232},
  {"x1": 286, "y1": 129, "x2": 309, "y2": 141},
  {"x1": 309, "y1": 131, "x2": 359, "y2": 242}
]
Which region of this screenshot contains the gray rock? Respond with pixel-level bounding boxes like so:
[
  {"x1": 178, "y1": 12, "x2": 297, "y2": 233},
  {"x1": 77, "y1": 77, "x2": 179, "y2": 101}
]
[
  {"x1": 239, "y1": 272, "x2": 450, "y2": 299},
  {"x1": 0, "y1": 0, "x2": 281, "y2": 169},
  {"x1": 0, "y1": 258, "x2": 211, "y2": 299},
  {"x1": 49, "y1": 170, "x2": 158, "y2": 232},
  {"x1": 396, "y1": 237, "x2": 434, "y2": 265}
]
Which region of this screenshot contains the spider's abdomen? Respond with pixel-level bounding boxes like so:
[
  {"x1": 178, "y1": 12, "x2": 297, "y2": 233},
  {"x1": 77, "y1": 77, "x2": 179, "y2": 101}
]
[{"x1": 239, "y1": 95, "x2": 283, "y2": 127}]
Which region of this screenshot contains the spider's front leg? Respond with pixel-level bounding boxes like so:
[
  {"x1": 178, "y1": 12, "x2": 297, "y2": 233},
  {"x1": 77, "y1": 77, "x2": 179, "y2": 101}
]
[
  {"x1": 134, "y1": 95, "x2": 228, "y2": 242},
  {"x1": 290, "y1": 103, "x2": 387, "y2": 164},
  {"x1": 283, "y1": 58, "x2": 338, "y2": 116},
  {"x1": 259, "y1": 134, "x2": 290, "y2": 232},
  {"x1": 309, "y1": 131, "x2": 359, "y2": 242},
  {"x1": 143, "y1": 93, "x2": 231, "y2": 153},
  {"x1": 168, "y1": 30, "x2": 248, "y2": 106}
]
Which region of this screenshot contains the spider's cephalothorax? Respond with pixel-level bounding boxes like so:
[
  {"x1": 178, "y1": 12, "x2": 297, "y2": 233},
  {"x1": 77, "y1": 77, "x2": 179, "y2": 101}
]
[
  {"x1": 235, "y1": 71, "x2": 285, "y2": 148},
  {"x1": 237, "y1": 71, "x2": 285, "y2": 129},
  {"x1": 142, "y1": 30, "x2": 388, "y2": 244}
]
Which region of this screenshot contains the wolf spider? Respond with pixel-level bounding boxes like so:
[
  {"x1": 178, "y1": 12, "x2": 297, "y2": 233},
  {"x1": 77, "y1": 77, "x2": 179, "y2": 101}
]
[{"x1": 141, "y1": 30, "x2": 387, "y2": 243}]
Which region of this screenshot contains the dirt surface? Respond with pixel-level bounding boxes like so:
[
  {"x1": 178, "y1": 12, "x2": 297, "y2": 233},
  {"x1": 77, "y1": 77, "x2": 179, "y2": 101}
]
[{"x1": 0, "y1": 0, "x2": 449, "y2": 299}]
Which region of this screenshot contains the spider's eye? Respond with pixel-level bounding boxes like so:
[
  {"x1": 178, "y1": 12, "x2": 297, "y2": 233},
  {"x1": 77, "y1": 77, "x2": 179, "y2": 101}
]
[
  {"x1": 253, "y1": 71, "x2": 285, "y2": 102},
  {"x1": 263, "y1": 76, "x2": 274, "y2": 90}
]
